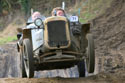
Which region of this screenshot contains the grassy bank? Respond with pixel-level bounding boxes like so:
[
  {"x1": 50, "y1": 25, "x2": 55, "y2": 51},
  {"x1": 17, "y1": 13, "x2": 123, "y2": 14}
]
[
  {"x1": 71, "y1": 0, "x2": 113, "y2": 23},
  {"x1": 0, "y1": 36, "x2": 17, "y2": 45}
]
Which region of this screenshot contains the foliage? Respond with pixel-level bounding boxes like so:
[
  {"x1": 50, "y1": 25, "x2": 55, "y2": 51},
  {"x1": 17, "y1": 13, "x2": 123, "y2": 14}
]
[
  {"x1": 1, "y1": 0, "x2": 20, "y2": 11},
  {"x1": 0, "y1": 0, "x2": 30, "y2": 15}
]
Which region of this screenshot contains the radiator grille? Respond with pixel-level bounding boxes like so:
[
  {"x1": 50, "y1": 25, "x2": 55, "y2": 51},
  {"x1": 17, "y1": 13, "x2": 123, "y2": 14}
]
[{"x1": 47, "y1": 20, "x2": 68, "y2": 48}]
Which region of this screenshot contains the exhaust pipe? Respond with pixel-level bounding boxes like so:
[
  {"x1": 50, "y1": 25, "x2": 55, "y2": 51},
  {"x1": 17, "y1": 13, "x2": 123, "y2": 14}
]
[{"x1": 62, "y1": 2, "x2": 65, "y2": 10}]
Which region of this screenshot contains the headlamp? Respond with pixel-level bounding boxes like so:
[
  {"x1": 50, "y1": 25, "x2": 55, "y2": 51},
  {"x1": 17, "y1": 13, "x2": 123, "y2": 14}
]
[{"x1": 34, "y1": 18, "x2": 43, "y2": 27}]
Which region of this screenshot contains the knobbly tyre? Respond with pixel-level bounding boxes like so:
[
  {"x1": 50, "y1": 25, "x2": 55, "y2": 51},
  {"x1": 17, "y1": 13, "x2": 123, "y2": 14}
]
[{"x1": 17, "y1": 15, "x2": 95, "y2": 78}]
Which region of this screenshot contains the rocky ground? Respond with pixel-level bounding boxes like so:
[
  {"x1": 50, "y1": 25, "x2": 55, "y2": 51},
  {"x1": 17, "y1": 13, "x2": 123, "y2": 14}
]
[{"x1": 0, "y1": 0, "x2": 125, "y2": 82}]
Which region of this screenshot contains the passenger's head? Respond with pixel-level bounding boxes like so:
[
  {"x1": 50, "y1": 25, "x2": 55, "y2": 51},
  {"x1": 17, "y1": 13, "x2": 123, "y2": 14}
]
[
  {"x1": 32, "y1": 11, "x2": 41, "y2": 21},
  {"x1": 51, "y1": 7, "x2": 65, "y2": 16}
]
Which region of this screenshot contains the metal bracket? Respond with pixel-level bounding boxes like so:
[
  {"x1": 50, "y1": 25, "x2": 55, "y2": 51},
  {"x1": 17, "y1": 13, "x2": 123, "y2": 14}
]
[{"x1": 56, "y1": 50, "x2": 62, "y2": 57}]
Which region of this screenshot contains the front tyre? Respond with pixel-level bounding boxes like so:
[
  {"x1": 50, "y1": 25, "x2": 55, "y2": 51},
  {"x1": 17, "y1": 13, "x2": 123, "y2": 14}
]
[
  {"x1": 23, "y1": 38, "x2": 34, "y2": 78},
  {"x1": 77, "y1": 60, "x2": 85, "y2": 77},
  {"x1": 86, "y1": 33, "x2": 95, "y2": 73},
  {"x1": 20, "y1": 49, "x2": 27, "y2": 77}
]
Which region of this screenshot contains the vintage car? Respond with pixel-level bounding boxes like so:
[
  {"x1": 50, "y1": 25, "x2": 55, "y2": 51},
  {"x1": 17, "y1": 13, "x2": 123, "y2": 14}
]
[{"x1": 17, "y1": 15, "x2": 95, "y2": 78}]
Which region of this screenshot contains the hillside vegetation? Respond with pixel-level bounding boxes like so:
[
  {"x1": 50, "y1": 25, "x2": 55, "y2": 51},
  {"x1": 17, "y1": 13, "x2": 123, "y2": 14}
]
[{"x1": 0, "y1": 0, "x2": 113, "y2": 44}]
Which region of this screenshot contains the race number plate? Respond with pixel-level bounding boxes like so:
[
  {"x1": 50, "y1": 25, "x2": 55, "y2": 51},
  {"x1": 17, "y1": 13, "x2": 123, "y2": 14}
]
[{"x1": 70, "y1": 16, "x2": 79, "y2": 22}]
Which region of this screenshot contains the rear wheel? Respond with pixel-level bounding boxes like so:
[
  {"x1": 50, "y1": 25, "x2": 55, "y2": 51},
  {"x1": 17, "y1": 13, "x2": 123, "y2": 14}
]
[
  {"x1": 23, "y1": 39, "x2": 34, "y2": 78},
  {"x1": 77, "y1": 60, "x2": 85, "y2": 77},
  {"x1": 86, "y1": 33, "x2": 95, "y2": 73}
]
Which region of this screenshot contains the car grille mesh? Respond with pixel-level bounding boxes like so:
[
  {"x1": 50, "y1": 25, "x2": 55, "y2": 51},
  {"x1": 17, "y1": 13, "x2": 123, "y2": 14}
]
[{"x1": 47, "y1": 20, "x2": 68, "y2": 48}]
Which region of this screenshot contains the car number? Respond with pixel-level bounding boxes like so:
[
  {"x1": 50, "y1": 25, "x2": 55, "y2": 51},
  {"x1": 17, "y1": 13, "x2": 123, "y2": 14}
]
[{"x1": 70, "y1": 16, "x2": 78, "y2": 22}]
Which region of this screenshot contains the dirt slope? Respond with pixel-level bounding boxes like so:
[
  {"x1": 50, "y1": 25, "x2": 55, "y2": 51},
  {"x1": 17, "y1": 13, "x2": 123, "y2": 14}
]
[
  {"x1": 91, "y1": 0, "x2": 125, "y2": 73},
  {"x1": 0, "y1": 0, "x2": 125, "y2": 83},
  {"x1": 0, "y1": 17, "x2": 25, "y2": 38}
]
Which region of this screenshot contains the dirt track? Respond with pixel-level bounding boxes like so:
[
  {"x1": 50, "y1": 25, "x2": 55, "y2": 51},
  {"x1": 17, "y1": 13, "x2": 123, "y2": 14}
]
[
  {"x1": 0, "y1": 0, "x2": 125, "y2": 82},
  {"x1": 0, "y1": 42, "x2": 124, "y2": 83},
  {"x1": 0, "y1": 42, "x2": 80, "y2": 78},
  {"x1": 0, "y1": 41, "x2": 124, "y2": 83}
]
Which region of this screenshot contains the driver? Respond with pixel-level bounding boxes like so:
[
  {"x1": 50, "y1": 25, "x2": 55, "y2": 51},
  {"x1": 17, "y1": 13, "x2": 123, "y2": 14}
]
[{"x1": 51, "y1": 7, "x2": 66, "y2": 16}]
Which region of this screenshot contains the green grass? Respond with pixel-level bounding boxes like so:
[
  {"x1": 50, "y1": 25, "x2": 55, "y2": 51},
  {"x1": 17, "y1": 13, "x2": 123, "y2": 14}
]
[
  {"x1": 79, "y1": 11, "x2": 96, "y2": 23},
  {"x1": 0, "y1": 36, "x2": 17, "y2": 45}
]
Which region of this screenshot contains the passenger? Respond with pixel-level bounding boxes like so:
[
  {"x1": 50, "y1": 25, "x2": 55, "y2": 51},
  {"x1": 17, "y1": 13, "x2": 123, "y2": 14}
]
[
  {"x1": 27, "y1": 11, "x2": 42, "y2": 28},
  {"x1": 51, "y1": 7, "x2": 66, "y2": 16},
  {"x1": 32, "y1": 11, "x2": 42, "y2": 21},
  {"x1": 18, "y1": 11, "x2": 42, "y2": 46}
]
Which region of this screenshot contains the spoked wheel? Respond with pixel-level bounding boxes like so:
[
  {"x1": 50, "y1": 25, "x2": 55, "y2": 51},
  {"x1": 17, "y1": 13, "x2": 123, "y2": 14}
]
[
  {"x1": 86, "y1": 33, "x2": 95, "y2": 73},
  {"x1": 77, "y1": 60, "x2": 86, "y2": 77},
  {"x1": 23, "y1": 38, "x2": 34, "y2": 78},
  {"x1": 20, "y1": 49, "x2": 27, "y2": 77}
]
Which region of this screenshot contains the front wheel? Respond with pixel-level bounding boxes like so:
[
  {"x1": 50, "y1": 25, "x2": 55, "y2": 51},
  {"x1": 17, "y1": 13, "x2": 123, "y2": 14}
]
[
  {"x1": 86, "y1": 33, "x2": 95, "y2": 73},
  {"x1": 20, "y1": 49, "x2": 27, "y2": 77},
  {"x1": 77, "y1": 60, "x2": 86, "y2": 77},
  {"x1": 23, "y1": 38, "x2": 34, "y2": 78}
]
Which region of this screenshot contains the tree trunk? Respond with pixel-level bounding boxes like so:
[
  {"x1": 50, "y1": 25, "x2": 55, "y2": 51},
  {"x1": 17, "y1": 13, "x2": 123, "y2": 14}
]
[{"x1": 0, "y1": 0, "x2": 2, "y2": 15}]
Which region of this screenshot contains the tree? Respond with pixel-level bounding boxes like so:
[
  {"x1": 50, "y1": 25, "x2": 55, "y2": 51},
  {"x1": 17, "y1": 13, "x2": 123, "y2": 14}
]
[
  {"x1": 0, "y1": 0, "x2": 2, "y2": 15},
  {"x1": 20, "y1": 0, "x2": 31, "y2": 17},
  {"x1": 88, "y1": 0, "x2": 91, "y2": 12}
]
